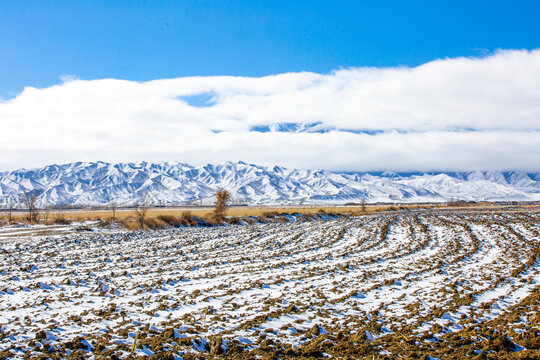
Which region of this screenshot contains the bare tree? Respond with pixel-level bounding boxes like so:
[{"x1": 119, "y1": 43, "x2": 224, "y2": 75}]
[
  {"x1": 42, "y1": 207, "x2": 51, "y2": 223},
  {"x1": 135, "y1": 194, "x2": 149, "y2": 229},
  {"x1": 23, "y1": 192, "x2": 39, "y2": 224},
  {"x1": 213, "y1": 189, "x2": 230, "y2": 221},
  {"x1": 0, "y1": 203, "x2": 5, "y2": 224},
  {"x1": 361, "y1": 198, "x2": 366, "y2": 213},
  {"x1": 110, "y1": 200, "x2": 118, "y2": 222},
  {"x1": 4, "y1": 197, "x2": 14, "y2": 224}
]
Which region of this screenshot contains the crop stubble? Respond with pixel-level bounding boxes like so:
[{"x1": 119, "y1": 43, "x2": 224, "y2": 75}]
[{"x1": 0, "y1": 208, "x2": 539, "y2": 359}]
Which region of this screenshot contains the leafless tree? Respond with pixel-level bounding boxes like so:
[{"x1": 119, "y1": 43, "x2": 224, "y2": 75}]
[
  {"x1": 135, "y1": 194, "x2": 149, "y2": 229},
  {"x1": 42, "y1": 207, "x2": 51, "y2": 223},
  {"x1": 110, "y1": 200, "x2": 118, "y2": 222},
  {"x1": 4, "y1": 197, "x2": 14, "y2": 223},
  {"x1": 213, "y1": 189, "x2": 230, "y2": 221},
  {"x1": 361, "y1": 198, "x2": 366, "y2": 213},
  {"x1": 23, "y1": 192, "x2": 39, "y2": 223}
]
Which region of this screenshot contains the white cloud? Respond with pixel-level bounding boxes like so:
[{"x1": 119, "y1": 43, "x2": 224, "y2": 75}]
[{"x1": 1, "y1": 49, "x2": 539, "y2": 171}]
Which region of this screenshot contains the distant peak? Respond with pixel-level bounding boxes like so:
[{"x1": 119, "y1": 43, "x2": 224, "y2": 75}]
[{"x1": 0, "y1": 160, "x2": 538, "y2": 208}]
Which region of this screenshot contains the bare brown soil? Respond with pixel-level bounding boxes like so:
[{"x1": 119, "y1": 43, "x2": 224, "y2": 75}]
[{"x1": 0, "y1": 208, "x2": 538, "y2": 359}]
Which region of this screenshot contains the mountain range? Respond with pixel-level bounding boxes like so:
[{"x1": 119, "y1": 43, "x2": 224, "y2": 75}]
[{"x1": 0, "y1": 161, "x2": 539, "y2": 208}]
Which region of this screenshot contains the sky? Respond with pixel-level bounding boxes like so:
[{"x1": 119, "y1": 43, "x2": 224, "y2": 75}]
[{"x1": 1, "y1": 1, "x2": 539, "y2": 171}]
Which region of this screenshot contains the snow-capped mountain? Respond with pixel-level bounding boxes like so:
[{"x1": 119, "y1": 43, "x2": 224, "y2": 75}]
[{"x1": 0, "y1": 161, "x2": 539, "y2": 208}]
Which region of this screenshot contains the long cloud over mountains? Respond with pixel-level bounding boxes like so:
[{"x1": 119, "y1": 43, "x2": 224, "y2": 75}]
[{"x1": 1, "y1": 49, "x2": 539, "y2": 171}]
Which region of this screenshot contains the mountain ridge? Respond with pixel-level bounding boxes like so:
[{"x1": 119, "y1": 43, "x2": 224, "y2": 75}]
[{"x1": 0, "y1": 161, "x2": 539, "y2": 207}]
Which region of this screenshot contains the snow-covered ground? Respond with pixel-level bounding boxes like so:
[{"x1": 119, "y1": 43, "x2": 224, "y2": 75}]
[{"x1": 0, "y1": 209, "x2": 539, "y2": 359}]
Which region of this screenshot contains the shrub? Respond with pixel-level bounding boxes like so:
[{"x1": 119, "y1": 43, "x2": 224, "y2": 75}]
[
  {"x1": 120, "y1": 216, "x2": 140, "y2": 231},
  {"x1": 181, "y1": 211, "x2": 193, "y2": 221},
  {"x1": 159, "y1": 215, "x2": 190, "y2": 227},
  {"x1": 97, "y1": 217, "x2": 113, "y2": 227},
  {"x1": 143, "y1": 217, "x2": 167, "y2": 229},
  {"x1": 53, "y1": 213, "x2": 72, "y2": 225},
  {"x1": 226, "y1": 216, "x2": 242, "y2": 225}
]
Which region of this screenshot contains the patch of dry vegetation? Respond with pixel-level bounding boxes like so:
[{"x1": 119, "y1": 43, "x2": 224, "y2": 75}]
[{"x1": 3, "y1": 203, "x2": 538, "y2": 230}]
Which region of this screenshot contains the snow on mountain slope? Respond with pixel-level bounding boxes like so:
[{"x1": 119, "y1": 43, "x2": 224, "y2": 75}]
[{"x1": 0, "y1": 161, "x2": 538, "y2": 207}]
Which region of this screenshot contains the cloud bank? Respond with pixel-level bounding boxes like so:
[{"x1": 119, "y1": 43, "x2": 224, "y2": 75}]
[{"x1": 1, "y1": 49, "x2": 539, "y2": 171}]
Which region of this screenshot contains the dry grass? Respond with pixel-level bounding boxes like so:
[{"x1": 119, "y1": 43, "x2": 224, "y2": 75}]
[
  {"x1": 3, "y1": 203, "x2": 539, "y2": 227},
  {"x1": 6, "y1": 206, "x2": 359, "y2": 223},
  {"x1": 39, "y1": 203, "x2": 432, "y2": 219}
]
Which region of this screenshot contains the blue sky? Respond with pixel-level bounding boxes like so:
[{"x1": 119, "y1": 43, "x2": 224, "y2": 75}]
[{"x1": 1, "y1": 1, "x2": 539, "y2": 99}]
